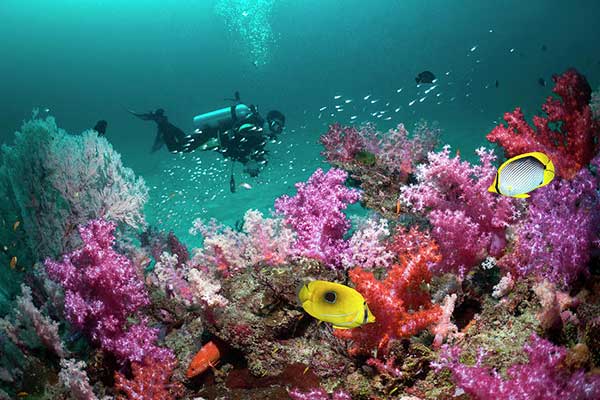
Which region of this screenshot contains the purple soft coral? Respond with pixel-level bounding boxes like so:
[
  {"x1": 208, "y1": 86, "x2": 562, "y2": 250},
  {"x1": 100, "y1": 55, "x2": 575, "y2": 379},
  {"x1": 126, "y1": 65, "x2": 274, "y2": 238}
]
[
  {"x1": 275, "y1": 168, "x2": 361, "y2": 268},
  {"x1": 45, "y1": 218, "x2": 172, "y2": 364},
  {"x1": 400, "y1": 146, "x2": 517, "y2": 276},
  {"x1": 435, "y1": 334, "x2": 600, "y2": 400},
  {"x1": 500, "y1": 157, "x2": 600, "y2": 287},
  {"x1": 320, "y1": 123, "x2": 365, "y2": 162}
]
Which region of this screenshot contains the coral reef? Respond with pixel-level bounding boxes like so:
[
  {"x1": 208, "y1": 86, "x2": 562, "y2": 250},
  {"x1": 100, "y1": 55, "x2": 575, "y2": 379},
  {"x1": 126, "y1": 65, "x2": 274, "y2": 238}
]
[
  {"x1": 434, "y1": 334, "x2": 600, "y2": 400},
  {"x1": 319, "y1": 121, "x2": 439, "y2": 218},
  {"x1": 2, "y1": 70, "x2": 600, "y2": 400}
]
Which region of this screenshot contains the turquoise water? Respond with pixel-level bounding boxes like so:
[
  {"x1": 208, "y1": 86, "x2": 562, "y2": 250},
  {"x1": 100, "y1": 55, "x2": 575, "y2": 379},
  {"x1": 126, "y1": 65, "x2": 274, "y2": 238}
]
[{"x1": 2, "y1": 0, "x2": 598, "y2": 242}]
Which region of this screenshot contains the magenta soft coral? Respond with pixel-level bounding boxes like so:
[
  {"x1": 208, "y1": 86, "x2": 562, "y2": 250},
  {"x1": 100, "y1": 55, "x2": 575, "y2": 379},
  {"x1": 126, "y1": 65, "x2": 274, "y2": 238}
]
[
  {"x1": 45, "y1": 218, "x2": 172, "y2": 364},
  {"x1": 400, "y1": 146, "x2": 517, "y2": 276},
  {"x1": 499, "y1": 156, "x2": 600, "y2": 287},
  {"x1": 334, "y1": 227, "x2": 442, "y2": 356},
  {"x1": 434, "y1": 334, "x2": 600, "y2": 400},
  {"x1": 275, "y1": 168, "x2": 361, "y2": 268},
  {"x1": 319, "y1": 123, "x2": 365, "y2": 162},
  {"x1": 487, "y1": 68, "x2": 600, "y2": 179}
]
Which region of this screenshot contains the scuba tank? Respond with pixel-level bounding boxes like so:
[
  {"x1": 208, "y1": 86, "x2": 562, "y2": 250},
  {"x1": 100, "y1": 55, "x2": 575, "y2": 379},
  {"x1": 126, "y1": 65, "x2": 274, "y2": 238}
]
[{"x1": 193, "y1": 104, "x2": 253, "y2": 131}]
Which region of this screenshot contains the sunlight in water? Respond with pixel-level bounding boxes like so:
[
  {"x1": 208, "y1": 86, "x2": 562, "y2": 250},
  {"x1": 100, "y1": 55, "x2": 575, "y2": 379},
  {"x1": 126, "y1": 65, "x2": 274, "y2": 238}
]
[{"x1": 215, "y1": 0, "x2": 275, "y2": 66}]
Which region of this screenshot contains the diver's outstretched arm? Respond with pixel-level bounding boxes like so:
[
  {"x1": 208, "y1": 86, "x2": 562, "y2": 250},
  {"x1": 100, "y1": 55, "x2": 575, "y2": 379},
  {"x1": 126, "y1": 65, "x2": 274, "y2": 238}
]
[{"x1": 128, "y1": 109, "x2": 157, "y2": 121}]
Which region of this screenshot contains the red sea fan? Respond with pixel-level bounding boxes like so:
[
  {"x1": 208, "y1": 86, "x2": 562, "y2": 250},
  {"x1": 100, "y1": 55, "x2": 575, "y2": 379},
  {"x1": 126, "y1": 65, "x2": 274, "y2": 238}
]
[{"x1": 487, "y1": 68, "x2": 600, "y2": 179}]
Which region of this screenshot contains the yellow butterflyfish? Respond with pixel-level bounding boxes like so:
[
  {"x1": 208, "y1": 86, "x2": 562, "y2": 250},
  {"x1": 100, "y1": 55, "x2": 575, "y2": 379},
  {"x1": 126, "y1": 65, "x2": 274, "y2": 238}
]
[{"x1": 297, "y1": 280, "x2": 375, "y2": 329}]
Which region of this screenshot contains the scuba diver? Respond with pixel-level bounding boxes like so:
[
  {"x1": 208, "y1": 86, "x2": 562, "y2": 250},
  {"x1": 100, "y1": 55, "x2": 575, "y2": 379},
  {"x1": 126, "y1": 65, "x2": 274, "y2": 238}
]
[{"x1": 130, "y1": 94, "x2": 285, "y2": 190}]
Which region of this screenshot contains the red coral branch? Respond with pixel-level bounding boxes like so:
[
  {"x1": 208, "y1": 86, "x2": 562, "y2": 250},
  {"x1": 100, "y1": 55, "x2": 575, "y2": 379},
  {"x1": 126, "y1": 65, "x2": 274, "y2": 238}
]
[
  {"x1": 334, "y1": 228, "x2": 442, "y2": 356},
  {"x1": 487, "y1": 68, "x2": 600, "y2": 179},
  {"x1": 114, "y1": 355, "x2": 184, "y2": 400}
]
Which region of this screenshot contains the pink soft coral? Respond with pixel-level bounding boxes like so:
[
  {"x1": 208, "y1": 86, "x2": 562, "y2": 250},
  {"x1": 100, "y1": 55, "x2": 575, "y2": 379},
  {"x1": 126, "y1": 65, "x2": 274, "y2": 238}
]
[
  {"x1": 400, "y1": 146, "x2": 517, "y2": 276},
  {"x1": 487, "y1": 68, "x2": 600, "y2": 179},
  {"x1": 498, "y1": 158, "x2": 600, "y2": 287},
  {"x1": 45, "y1": 218, "x2": 171, "y2": 364},
  {"x1": 190, "y1": 209, "x2": 295, "y2": 276},
  {"x1": 320, "y1": 123, "x2": 365, "y2": 162},
  {"x1": 434, "y1": 334, "x2": 600, "y2": 400},
  {"x1": 275, "y1": 168, "x2": 361, "y2": 268}
]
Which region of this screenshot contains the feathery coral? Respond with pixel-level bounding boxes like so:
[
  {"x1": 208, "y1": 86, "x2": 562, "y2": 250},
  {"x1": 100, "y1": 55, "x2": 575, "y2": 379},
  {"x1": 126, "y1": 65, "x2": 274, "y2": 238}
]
[
  {"x1": 190, "y1": 209, "x2": 294, "y2": 275},
  {"x1": 341, "y1": 217, "x2": 393, "y2": 270},
  {"x1": 320, "y1": 123, "x2": 365, "y2": 162},
  {"x1": 0, "y1": 116, "x2": 148, "y2": 260},
  {"x1": 58, "y1": 359, "x2": 98, "y2": 400}
]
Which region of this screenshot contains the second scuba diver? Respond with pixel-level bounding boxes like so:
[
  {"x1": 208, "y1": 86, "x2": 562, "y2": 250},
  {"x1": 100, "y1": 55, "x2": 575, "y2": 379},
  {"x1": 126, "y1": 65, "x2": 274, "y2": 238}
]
[{"x1": 129, "y1": 94, "x2": 285, "y2": 182}]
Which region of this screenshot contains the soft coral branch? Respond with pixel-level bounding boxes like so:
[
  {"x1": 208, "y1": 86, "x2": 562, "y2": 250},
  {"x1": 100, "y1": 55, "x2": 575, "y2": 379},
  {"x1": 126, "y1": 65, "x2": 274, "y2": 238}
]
[
  {"x1": 487, "y1": 68, "x2": 600, "y2": 179},
  {"x1": 400, "y1": 146, "x2": 517, "y2": 276},
  {"x1": 334, "y1": 227, "x2": 441, "y2": 356},
  {"x1": 434, "y1": 334, "x2": 600, "y2": 400}
]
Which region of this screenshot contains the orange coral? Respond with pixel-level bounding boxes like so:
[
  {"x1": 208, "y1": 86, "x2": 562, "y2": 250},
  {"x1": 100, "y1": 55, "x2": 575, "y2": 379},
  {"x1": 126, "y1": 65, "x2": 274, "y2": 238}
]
[{"x1": 334, "y1": 227, "x2": 442, "y2": 356}]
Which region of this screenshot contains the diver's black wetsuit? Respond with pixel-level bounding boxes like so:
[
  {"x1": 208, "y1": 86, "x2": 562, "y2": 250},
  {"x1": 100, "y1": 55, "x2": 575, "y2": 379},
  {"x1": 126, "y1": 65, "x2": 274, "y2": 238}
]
[
  {"x1": 132, "y1": 108, "x2": 268, "y2": 156},
  {"x1": 130, "y1": 109, "x2": 190, "y2": 153},
  {"x1": 132, "y1": 107, "x2": 281, "y2": 177}
]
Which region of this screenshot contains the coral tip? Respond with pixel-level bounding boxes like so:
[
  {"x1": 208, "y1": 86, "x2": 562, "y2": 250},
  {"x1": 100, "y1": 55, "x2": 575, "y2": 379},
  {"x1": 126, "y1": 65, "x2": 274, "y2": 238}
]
[{"x1": 186, "y1": 341, "x2": 220, "y2": 378}]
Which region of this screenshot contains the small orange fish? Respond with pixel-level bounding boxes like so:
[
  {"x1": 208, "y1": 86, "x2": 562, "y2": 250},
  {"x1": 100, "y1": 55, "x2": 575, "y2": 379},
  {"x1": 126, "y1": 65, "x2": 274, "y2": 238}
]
[
  {"x1": 13, "y1": 221, "x2": 20, "y2": 231},
  {"x1": 186, "y1": 341, "x2": 220, "y2": 378},
  {"x1": 10, "y1": 256, "x2": 17, "y2": 269},
  {"x1": 456, "y1": 149, "x2": 461, "y2": 158},
  {"x1": 17, "y1": 392, "x2": 28, "y2": 397},
  {"x1": 396, "y1": 199, "x2": 401, "y2": 214}
]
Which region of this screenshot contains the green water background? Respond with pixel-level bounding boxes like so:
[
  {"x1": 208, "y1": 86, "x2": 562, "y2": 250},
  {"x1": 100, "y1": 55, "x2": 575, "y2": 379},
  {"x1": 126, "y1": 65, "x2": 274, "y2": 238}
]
[{"x1": 1, "y1": 0, "x2": 598, "y2": 243}]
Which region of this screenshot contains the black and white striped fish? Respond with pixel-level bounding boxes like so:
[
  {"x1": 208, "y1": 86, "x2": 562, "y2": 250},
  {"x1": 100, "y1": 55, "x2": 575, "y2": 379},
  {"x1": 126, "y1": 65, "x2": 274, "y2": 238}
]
[{"x1": 488, "y1": 152, "x2": 555, "y2": 198}]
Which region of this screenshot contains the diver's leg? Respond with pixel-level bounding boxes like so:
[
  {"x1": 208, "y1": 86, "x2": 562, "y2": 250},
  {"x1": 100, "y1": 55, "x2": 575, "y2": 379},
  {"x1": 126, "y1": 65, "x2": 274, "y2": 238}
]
[
  {"x1": 161, "y1": 125, "x2": 192, "y2": 153},
  {"x1": 181, "y1": 129, "x2": 219, "y2": 153}
]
